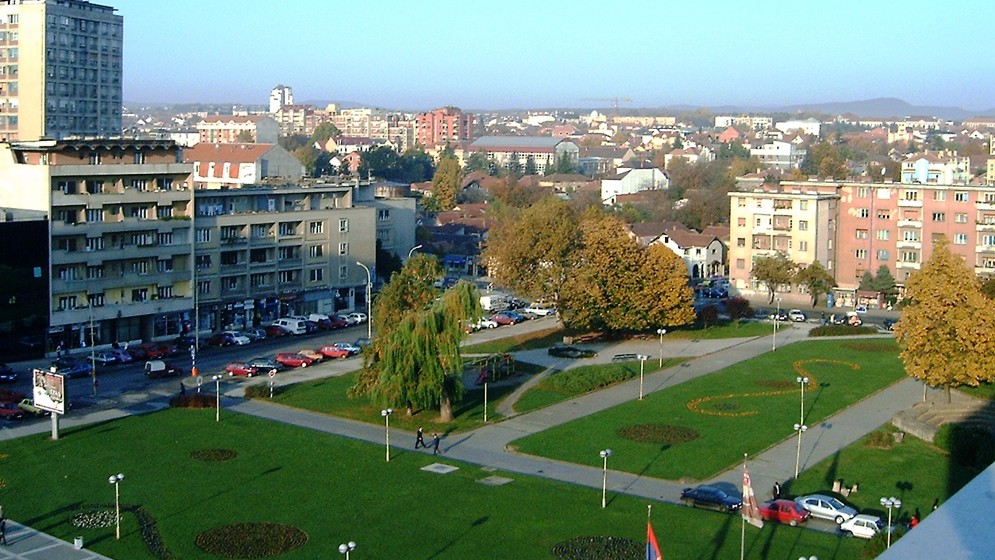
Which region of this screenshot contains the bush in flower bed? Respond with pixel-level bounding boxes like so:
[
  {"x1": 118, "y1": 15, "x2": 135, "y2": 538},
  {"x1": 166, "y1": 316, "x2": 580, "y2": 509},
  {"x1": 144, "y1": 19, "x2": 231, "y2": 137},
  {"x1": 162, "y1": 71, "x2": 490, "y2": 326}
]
[
  {"x1": 70, "y1": 509, "x2": 115, "y2": 529},
  {"x1": 190, "y1": 448, "x2": 238, "y2": 462},
  {"x1": 244, "y1": 384, "x2": 279, "y2": 399},
  {"x1": 170, "y1": 393, "x2": 215, "y2": 409},
  {"x1": 616, "y1": 423, "x2": 700, "y2": 445},
  {"x1": 809, "y1": 325, "x2": 879, "y2": 337},
  {"x1": 195, "y1": 522, "x2": 308, "y2": 558},
  {"x1": 544, "y1": 365, "x2": 635, "y2": 394},
  {"x1": 551, "y1": 536, "x2": 642, "y2": 560}
]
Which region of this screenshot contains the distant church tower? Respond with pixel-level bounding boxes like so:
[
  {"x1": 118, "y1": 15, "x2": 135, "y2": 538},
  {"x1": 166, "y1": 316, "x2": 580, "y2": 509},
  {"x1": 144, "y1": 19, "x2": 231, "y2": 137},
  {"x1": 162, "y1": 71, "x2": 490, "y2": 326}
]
[{"x1": 269, "y1": 85, "x2": 294, "y2": 113}]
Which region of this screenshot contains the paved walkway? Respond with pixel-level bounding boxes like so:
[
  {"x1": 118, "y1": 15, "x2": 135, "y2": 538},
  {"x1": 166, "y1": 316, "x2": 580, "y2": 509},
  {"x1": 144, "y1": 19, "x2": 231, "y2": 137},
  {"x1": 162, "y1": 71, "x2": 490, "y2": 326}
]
[{"x1": 0, "y1": 520, "x2": 112, "y2": 560}]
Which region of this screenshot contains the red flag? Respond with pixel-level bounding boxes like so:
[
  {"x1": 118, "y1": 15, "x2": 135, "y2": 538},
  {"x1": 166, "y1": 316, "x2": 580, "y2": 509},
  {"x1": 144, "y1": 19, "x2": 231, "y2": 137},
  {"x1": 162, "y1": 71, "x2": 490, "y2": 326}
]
[
  {"x1": 742, "y1": 464, "x2": 764, "y2": 529},
  {"x1": 646, "y1": 520, "x2": 663, "y2": 560}
]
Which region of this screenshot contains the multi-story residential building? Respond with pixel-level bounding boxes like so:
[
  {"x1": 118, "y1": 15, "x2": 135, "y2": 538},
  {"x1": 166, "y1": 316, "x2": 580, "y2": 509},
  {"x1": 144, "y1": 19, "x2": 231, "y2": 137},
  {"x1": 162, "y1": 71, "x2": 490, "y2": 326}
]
[
  {"x1": 714, "y1": 115, "x2": 772, "y2": 131},
  {"x1": 468, "y1": 136, "x2": 579, "y2": 175},
  {"x1": 750, "y1": 140, "x2": 806, "y2": 171},
  {"x1": 0, "y1": 138, "x2": 195, "y2": 353},
  {"x1": 988, "y1": 136, "x2": 995, "y2": 186},
  {"x1": 416, "y1": 107, "x2": 474, "y2": 148},
  {"x1": 196, "y1": 115, "x2": 279, "y2": 145},
  {"x1": 273, "y1": 104, "x2": 335, "y2": 137},
  {"x1": 901, "y1": 151, "x2": 971, "y2": 185},
  {"x1": 269, "y1": 84, "x2": 294, "y2": 113},
  {"x1": 191, "y1": 181, "x2": 415, "y2": 331},
  {"x1": 0, "y1": 0, "x2": 123, "y2": 141},
  {"x1": 774, "y1": 118, "x2": 822, "y2": 137},
  {"x1": 184, "y1": 143, "x2": 304, "y2": 189}
]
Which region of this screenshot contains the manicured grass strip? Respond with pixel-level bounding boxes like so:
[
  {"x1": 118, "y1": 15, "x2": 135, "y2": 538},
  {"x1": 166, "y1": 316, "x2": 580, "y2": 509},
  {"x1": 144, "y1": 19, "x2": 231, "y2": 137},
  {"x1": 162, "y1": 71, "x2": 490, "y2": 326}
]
[
  {"x1": 666, "y1": 320, "x2": 773, "y2": 340},
  {"x1": 463, "y1": 327, "x2": 566, "y2": 354},
  {"x1": 0, "y1": 409, "x2": 864, "y2": 560},
  {"x1": 512, "y1": 339, "x2": 906, "y2": 480}
]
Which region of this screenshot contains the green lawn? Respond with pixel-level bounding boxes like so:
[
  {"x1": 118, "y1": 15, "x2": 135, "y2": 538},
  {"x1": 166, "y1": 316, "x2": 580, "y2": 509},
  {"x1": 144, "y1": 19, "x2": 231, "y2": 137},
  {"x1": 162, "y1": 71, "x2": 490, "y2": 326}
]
[
  {"x1": 512, "y1": 339, "x2": 906, "y2": 480},
  {"x1": 0, "y1": 409, "x2": 864, "y2": 560},
  {"x1": 463, "y1": 326, "x2": 566, "y2": 354}
]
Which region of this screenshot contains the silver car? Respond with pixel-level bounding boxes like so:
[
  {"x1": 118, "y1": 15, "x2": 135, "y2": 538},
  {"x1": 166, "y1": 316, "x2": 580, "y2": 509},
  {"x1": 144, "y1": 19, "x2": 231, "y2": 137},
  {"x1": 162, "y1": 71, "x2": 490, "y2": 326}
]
[{"x1": 795, "y1": 494, "x2": 858, "y2": 524}]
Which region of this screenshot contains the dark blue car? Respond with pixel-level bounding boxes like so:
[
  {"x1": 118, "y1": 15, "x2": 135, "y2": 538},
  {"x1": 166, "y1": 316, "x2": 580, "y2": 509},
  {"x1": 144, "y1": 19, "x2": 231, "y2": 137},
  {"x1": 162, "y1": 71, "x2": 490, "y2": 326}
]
[{"x1": 680, "y1": 484, "x2": 743, "y2": 513}]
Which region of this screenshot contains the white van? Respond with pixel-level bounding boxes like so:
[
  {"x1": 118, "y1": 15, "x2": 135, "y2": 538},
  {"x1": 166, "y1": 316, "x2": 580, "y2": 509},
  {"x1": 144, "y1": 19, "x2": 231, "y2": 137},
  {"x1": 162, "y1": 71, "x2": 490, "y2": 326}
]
[{"x1": 273, "y1": 318, "x2": 307, "y2": 335}]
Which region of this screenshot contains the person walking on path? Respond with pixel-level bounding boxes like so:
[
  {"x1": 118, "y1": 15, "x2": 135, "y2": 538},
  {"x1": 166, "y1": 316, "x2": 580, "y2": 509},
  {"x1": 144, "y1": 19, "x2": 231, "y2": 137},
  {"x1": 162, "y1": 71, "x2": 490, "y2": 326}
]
[
  {"x1": 415, "y1": 426, "x2": 426, "y2": 449},
  {"x1": 431, "y1": 433, "x2": 440, "y2": 455},
  {"x1": 0, "y1": 516, "x2": 8, "y2": 546},
  {"x1": 772, "y1": 481, "x2": 781, "y2": 499}
]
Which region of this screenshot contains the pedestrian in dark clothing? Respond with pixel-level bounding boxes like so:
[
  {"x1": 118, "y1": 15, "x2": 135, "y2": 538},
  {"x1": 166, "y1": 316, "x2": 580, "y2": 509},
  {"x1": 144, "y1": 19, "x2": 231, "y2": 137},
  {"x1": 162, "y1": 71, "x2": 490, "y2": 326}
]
[
  {"x1": 0, "y1": 517, "x2": 7, "y2": 546},
  {"x1": 431, "y1": 433, "x2": 441, "y2": 455},
  {"x1": 932, "y1": 498, "x2": 940, "y2": 511},
  {"x1": 415, "y1": 426, "x2": 426, "y2": 449},
  {"x1": 180, "y1": 382, "x2": 186, "y2": 397},
  {"x1": 772, "y1": 481, "x2": 781, "y2": 499}
]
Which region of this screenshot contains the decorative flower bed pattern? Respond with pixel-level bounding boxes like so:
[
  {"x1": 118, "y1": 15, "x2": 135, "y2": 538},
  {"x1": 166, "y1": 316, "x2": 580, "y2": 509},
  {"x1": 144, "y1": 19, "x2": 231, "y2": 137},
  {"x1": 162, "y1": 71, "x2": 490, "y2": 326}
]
[
  {"x1": 616, "y1": 423, "x2": 700, "y2": 445},
  {"x1": 195, "y1": 523, "x2": 308, "y2": 558},
  {"x1": 687, "y1": 359, "x2": 858, "y2": 417},
  {"x1": 191, "y1": 448, "x2": 238, "y2": 462},
  {"x1": 70, "y1": 509, "x2": 115, "y2": 529},
  {"x1": 551, "y1": 536, "x2": 642, "y2": 560}
]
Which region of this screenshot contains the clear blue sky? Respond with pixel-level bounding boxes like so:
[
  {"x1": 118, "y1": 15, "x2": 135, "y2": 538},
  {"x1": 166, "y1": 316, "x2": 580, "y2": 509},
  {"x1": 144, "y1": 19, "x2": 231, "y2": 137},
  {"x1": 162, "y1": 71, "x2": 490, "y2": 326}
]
[{"x1": 116, "y1": 0, "x2": 995, "y2": 111}]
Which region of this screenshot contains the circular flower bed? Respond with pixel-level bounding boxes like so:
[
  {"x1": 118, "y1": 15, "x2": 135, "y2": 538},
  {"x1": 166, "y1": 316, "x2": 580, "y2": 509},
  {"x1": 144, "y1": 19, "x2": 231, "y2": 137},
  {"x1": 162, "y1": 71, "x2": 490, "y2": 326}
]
[
  {"x1": 551, "y1": 536, "x2": 642, "y2": 560},
  {"x1": 71, "y1": 509, "x2": 116, "y2": 529},
  {"x1": 617, "y1": 423, "x2": 701, "y2": 445},
  {"x1": 170, "y1": 393, "x2": 215, "y2": 409},
  {"x1": 195, "y1": 523, "x2": 307, "y2": 558},
  {"x1": 191, "y1": 448, "x2": 238, "y2": 462}
]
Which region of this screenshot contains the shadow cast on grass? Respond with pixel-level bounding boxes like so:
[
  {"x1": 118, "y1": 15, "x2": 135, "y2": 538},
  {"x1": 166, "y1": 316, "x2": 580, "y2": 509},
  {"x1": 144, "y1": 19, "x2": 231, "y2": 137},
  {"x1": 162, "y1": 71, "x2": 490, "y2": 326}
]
[{"x1": 426, "y1": 516, "x2": 489, "y2": 559}]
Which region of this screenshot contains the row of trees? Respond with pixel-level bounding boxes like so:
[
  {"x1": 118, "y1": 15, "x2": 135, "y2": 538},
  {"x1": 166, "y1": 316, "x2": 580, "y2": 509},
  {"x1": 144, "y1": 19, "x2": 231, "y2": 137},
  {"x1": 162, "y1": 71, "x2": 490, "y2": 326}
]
[{"x1": 483, "y1": 198, "x2": 696, "y2": 331}]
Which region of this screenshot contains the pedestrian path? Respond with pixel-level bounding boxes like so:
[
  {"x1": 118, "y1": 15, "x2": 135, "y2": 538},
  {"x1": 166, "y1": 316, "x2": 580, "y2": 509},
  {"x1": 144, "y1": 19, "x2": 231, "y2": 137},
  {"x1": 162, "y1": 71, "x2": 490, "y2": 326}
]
[{"x1": 0, "y1": 520, "x2": 113, "y2": 560}]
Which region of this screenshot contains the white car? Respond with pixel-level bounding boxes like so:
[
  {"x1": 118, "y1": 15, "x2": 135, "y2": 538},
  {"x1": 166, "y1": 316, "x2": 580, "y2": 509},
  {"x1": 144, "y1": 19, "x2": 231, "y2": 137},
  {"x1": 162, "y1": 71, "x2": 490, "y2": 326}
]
[
  {"x1": 787, "y1": 309, "x2": 807, "y2": 322},
  {"x1": 222, "y1": 331, "x2": 251, "y2": 346},
  {"x1": 346, "y1": 312, "x2": 368, "y2": 324},
  {"x1": 92, "y1": 351, "x2": 119, "y2": 366},
  {"x1": 795, "y1": 494, "x2": 858, "y2": 524},
  {"x1": 524, "y1": 305, "x2": 556, "y2": 317},
  {"x1": 475, "y1": 318, "x2": 499, "y2": 329},
  {"x1": 840, "y1": 514, "x2": 885, "y2": 539}
]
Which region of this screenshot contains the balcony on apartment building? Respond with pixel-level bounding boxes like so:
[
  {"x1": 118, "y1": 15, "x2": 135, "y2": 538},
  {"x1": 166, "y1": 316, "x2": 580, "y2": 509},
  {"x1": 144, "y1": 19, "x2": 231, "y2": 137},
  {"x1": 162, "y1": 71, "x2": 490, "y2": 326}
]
[
  {"x1": 51, "y1": 295, "x2": 192, "y2": 324},
  {"x1": 897, "y1": 197, "x2": 923, "y2": 208},
  {"x1": 976, "y1": 199, "x2": 995, "y2": 211}
]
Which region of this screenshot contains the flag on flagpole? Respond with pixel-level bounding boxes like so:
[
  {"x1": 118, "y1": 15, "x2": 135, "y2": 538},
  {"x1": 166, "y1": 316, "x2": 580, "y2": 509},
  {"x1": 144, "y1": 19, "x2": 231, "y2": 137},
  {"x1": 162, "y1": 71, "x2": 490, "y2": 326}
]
[
  {"x1": 742, "y1": 463, "x2": 764, "y2": 529},
  {"x1": 646, "y1": 519, "x2": 663, "y2": 560}
]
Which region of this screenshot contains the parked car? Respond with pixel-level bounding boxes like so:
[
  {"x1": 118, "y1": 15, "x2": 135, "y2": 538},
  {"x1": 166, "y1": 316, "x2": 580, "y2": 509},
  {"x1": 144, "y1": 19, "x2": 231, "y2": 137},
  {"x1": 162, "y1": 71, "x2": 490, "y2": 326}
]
[
  {"x1": 679, "y1": 484, "x2": 743, "y2": 513},
  {"x1": 0, "y1": 401, "x2": 25, "y2": 421},
  {"x1": 330, "y1": 342, "x2": 361, "y2": 356},
  {"x1": 244, "y1": 328, "x2": 268, "y2": 342},
  {"x1": 882, "y1": 319, "x2": 898, "y2": 331},
  {"x1": 109, "y1": 348, "x2": 135, "y2": 364},
  {"x1": 221, "y1": 331, "x2": 252, "y2": 346},
  {"x1": 18, "y1": 398, "x2": 49, "y2": 417},
  {"x1": 51, "y1": 357, "x2": 93, "y2": 378},
  {"x1": 125, "y1": 345, "x2": 149, "y2": 361},
  {"x1": 172, "y1": 335, "x2": 198, "y2": 350},
  {"x1": 788, "y1": 309, "x2": 807, "y2": 322},
  {"x1": 547, "y1": 345, "x2": 597, "y2": 359},
  {"x1": 298, "y1": 348, "x2": 324, "y2": 362},
  {"x1": 346, "y1": 312, "x2": 368, "y2": 324},
  {"x1": 475, "y1": 318, "x2": 499, "y2": 329},
  {"x1": 354, "y1": 337, "x2": 372, "y2": 348},
  {"x1": 264, "y1": 324, "x2": 289, "y2": 338},
  {"x1": 336, "y1": 314, "x2": 358, "y2": 326},
  {"x1": 0, "y1": 388, "x2": 26, "y2": 403},
  {"x1": 246, "y1": 357, "x2": 284, "y2": 372},
  {"x1": 0, "y1": 363, "x2": 17, "y2": 383},
  {"x1": 769, "y1": 310, "x2": 789, "y2": 322},
  {"x1": 206, "y1": 333, "x2": 236, "y2": 347},
  {"x1": 276, "y1": 352, "x2": 314, "y2": 368},
  {"x1": 840, "y1": 514, "x2": 886, "y2": 539},
  {"x1": 759, "y1": 499, "x2": 811, "y2": 526},
  {"x1": 92, "y1": 351, "x2": 119, "y2": 366},
  {"x1": 144, "y1": 360, "x2": 181, "y2": 378},
  {"x1": 319, "y1": 345, "x2": 351, "y2": 359},
  {"x1": 524, "y1": 304, "x2": 556, "y2": 317},
  {"x1": 327, "y1": 315, "x2": 350, "y2": 329},
  {"x1": 491, "y1": 311, "x2": 525, "y2": 325},
  {"x1": 225, "y1": 361, "x2": 258, "y2": 377},
  {"x1": 846, "y1": 311, "x2": 863, "y2": 326},
  {"x1": 794, "y1": 494, "x2": 858, "y2": 524},
  {"x1": 828, "y1": 313, "x2": 848, "y2": 325}
]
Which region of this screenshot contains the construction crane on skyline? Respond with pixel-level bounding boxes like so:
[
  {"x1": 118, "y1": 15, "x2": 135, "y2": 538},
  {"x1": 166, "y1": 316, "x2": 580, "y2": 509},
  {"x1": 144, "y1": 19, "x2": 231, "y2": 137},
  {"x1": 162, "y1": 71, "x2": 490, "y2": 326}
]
[{"x1": 580, "y1": 96, "x2": 632, "y2": 115}]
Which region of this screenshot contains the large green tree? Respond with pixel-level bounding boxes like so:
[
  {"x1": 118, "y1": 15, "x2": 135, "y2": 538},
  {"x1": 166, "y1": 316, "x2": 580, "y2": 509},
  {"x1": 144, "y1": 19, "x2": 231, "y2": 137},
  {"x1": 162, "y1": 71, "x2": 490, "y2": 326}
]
[
  {"x1": 432, "y1": 156, "x2": 461, "y2": 210},
  {"x1": 751, "y1": 252, "x2": 797, "y2": 303},
  {"x1": 312, "y1": 122, "x2": 342, "y2": 147},
  {"x1": 794, "y1": 260, "x2": 836, "y2": 308},
  {"x1": 895, "y1": 240, "x2": 995, "y2": 400}
]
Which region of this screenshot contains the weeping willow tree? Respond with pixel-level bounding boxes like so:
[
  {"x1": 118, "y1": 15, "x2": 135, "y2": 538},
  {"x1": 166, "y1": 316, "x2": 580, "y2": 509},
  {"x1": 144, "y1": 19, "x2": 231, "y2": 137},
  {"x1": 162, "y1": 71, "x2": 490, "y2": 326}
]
[{"x1": 354, "y1": 275, "x2": 481, "y2": 422}]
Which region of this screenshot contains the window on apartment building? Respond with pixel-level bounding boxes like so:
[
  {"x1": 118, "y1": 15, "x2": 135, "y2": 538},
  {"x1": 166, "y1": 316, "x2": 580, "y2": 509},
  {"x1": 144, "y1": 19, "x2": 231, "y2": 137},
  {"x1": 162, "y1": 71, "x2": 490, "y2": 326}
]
[
  {"x1": 955, "y1": 192, "x2": 969, "y2": 202},
  {"x1": 309, "y1": 269, "x2": 323, "y2": 282},
  {"x1": 932, "y1": 212, "x2": 945, "y2": 222},
  {"x1": 85, "y1": 237, "x2": 103, "y2": 252},
  {"x1": 877, "y1": 210, "x2": 891, "y2": 220},
  {"x1": 984, "y1": 259, "x2": 995, "y2": 269},
  {"x1": 278, "y1": 270, "x2": 295, "y2": 284},
  {"x1": 339, "y1": 218, "x2": 349, "y2": 232},
  {"x1": 855, "y1": 249, "x2": 868, "y2": 259},
  {"x1": 131, "y1": 288, "x2": 149, "y2": 302},
  {"x1": 157, "y1": 259, "x2": 173, "y2": 273},
  {"x1": 933, "y1": 190, "x2": 946, "y2": 201},
  {"x1": 377, "y1": 209, "x2": 390, "y2": 221},
  {"x1": 250, "y1": 273, "x2": 268, "y2": 288},
  {"x1": 903, "y1": 230, "x2": 920, "y2": 242},
  {"x1": 338, "y1": 242, "x2": 348, "y2": 255},
  {"x1": 221, "y1": 277, "x2": 238, "y2": 290},
  {"x1": 798, "y1": 220, "x2": 808, "y2": 231},
  {"x1": 85, "y1": 209, "x2": 102, "y2": 223},
  {"x1": 339, "y1": 264, "x2": 348, "y2": 279},
  {"x1": 955, "y1": 213, "x2": 968, "y2": 223},
  {"x1": 903, "y1": 190, "x2": 919, "y2": 201},
  {"x1": 877, "y1": 188, "x2": 891, "y2": 199},
  {"x1": 876, "y1": 229, "x2": 890, "y2": 241},
  {"x1": 196, "y1": 228, "x2": 211, "y2": 243},
  {"x1": 309, "y1": 245, "x2": 323, "y2": 258},
  {"x1": 983, "y1": 234, "x2": 995, "y2": 246},
  {"x1": 87, "y1": 294, "x2": 105, "y2": 307},
  {"x1": 737, "y1": 238, "x2": 745, "y2": 247},
  {"x1": 737, "y1": 217, "x2": 746, "y2": 227},
  {"x1": 129, "y1": 206, "x2": 149, "y2": 219},
  {"x1": 86, "y1": 265, "x2": 103, "y2": 279},
  {"x1": 876, "y1": 250, "x2": 889, "y2": 261},
  {"x1": 799, "y1": 201, "x2": 808, "y2": 211},
  {"x1": 279, "y1": 222, "x2": 296, "y2": 236},
  {"x1": 251, "y1": 224, "x2": 269, "y2": 238},
  {"x1": 132, "y1": 260, "x2": 150, "y2": 275},
  {"x1": 799, "y1": 241, "x2": 808, "y2": 251},
  {"x1": 162, "y1": 178, "x2": 173, "y2": 191},
  {"x1": 856, "y1": 229, "x2": 868, "y2": 239},
  {"x1": 156, "y1": 206, "x2": 172, "y2": 219},
  {"x1": 133, "y1": 152, "x2": 146, "y2": 164},
  {"x1": 198, "y1": 280, "x2": 211, "y2": 295},
  {"x1": 985, "y1": 193, "x2": 995, "y2": 203},
  {"x1": 309, "y1": 221, "x2": 324, "y2": 234},
  {"x1": 57, "y1": 180, "x2": 77, "y2": 194},
  {"x1": 859, "y1": 208, "x2": 870, "y2": 218},
  {"x1": 195, "y1": 255, "x2": 212, "y2": 270},
  {"x1": 736, "y1": 258, "x2": 745, "y2": 269},
  {"x1": 954, "y1": 233, "x2": 968, "y2": 245},
  {"x1": 129, "y1": 179, "x2": 148, "y2": 191},
  {"x1": 857, "y1": 187, "x2": 869, "y2": 198},
  {"x1": 58, "y1": 296, "x2": 77, "y2": 310},
  {"x1": 737, "y1": 197, "x2": 746, "y2": 207},
  {"x1": 157, "y1": 286, "x2": 173, "y2": 299},
  {"x1": 901, "y1": 251, "x2": 919, "y2": 263}
]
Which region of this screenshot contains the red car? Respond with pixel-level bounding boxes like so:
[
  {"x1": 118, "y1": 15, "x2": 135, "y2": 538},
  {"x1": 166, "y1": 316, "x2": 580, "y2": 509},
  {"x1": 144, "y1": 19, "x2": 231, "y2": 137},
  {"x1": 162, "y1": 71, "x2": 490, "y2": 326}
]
[
  {"x1": 264, "y1": 324, "x2": 289, "y2": 337},
  {"x1": 759, "y1": 499, "x2": 811, "y2": 526},
  {"x1": 0, "y1": 401, "x2": 25, "y2": 421},
  {"x1": 0, "y1": 388, "x2": 26, "y2": 403},
  {"x1": 319, "y1": 345, "x2": 351, "y2": 359},
  {"x1": 276, "y1": 352, "x2": 314, "y2": 368},
  {"x1": 225, "y1": 361, "x2": 258, "y2": 377}
]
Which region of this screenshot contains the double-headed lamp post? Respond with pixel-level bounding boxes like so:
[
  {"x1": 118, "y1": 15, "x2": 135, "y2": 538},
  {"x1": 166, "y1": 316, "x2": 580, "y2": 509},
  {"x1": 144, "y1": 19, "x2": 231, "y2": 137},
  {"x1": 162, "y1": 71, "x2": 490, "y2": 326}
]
[
  {"x1": 656, "y1": 328, "x2": 667, "y2": 368},
  {"x1": 637, "y1": 354, "x2": 650, "y2": 400},
  {"x1": 108, "y1": 473, "x2": 124, "y2": 540},
  {"x1": 880, "y1": 497, "x2": 902, "y2": 549},
  {"x1": 212, "y1": 374, "x2": 222, "y2": 422},
  {"x1": 381, "y1": 408, "x2": 393, "y2": 462},
  {"x1": 599, "y1": 449, "x2": 613, "y2": 508},
  {"x1": 797, "y1": 376, "x2": 809, "y2": 427},
  {"x1": 338, "y1": 541, "x2": 357, "y2": 559},
  {"x1": 793, "y1": 422, "x2": 808, "y2": 478},
  {"x1": 356, "y1": 261, "x2": 372, "y2": 340}
]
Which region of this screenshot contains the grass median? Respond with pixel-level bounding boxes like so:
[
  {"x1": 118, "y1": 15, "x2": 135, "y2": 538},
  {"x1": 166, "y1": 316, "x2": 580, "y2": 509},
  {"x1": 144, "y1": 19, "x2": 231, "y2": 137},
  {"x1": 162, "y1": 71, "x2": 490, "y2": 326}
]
[{"x1": 511, "y1": 339, "x2": 906, "y2": 480}]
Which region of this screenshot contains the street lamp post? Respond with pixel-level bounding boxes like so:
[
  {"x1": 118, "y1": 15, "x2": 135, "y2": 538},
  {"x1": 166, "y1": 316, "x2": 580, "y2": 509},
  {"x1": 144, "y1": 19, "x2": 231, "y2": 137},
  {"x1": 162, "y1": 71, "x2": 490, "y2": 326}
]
[
  {"x1": 356, "y1": 261, "x2": 372, "y2": 340},
  {"x1": 338, "y1": 541, "x2": 357, "y2": 559},
  {"x1": 108, "y1": 473, "x2": 124, "y2": 540},
  {"x1": 212, "y1": 374, "x2": 222, "y2": 422},
  {"x1": 637, "y1": 354, "x2": 650, "y2": 400},
  {"x1": 880, "y1": 497, "x2": 901, "y2": 549},
  {"x1": 797, "y1": 376, "x2": 809, "y2": 427},
  {"x1": 773, "y1": 297, "x2": 782, "y2": 351},
  {"x1": 407, "y1": 244, "x2": 423, "y2": 259},
  {"x1": 599, "y1": 449, "x2": 612, "y2": 508},
  {"x1": 793, "y1": 422, "x2": 808, "y2": 478},
  {"x1": 88, "y1": 296, "x2": 97, "y2": 397},
  {"x1": 656, "y1": 328, "x2": 666, "y2": 368},
  {"x1": 381, "y1": 408, "x2": 393, "y2": 462}
]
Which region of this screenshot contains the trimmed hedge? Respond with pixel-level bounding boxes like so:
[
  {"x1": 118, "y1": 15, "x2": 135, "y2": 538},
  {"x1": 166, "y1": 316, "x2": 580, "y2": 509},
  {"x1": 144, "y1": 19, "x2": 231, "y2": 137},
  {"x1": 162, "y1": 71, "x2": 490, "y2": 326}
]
[
  {"x1": 544, "y1": 365, "x2": 635, "y2": 394},
  {"x1": 809, "y1": 325, "x2": 879, "y2": 337}
]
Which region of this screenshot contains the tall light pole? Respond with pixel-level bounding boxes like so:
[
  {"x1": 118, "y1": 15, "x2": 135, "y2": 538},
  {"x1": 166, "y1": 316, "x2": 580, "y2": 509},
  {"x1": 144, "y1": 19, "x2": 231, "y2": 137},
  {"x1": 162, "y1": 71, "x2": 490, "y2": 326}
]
[
  {"x1": 656, "y1": 328, "x2": 666, "y2": 368},
  {"x1": 772, "y1": 297, "x2": 782, "y2": 351},
  {"x1": 108, "y1": 473, "x2": 124, "y2": 540},
  {"x1": 797, "y1": 376, "x2": 809, "y2": 427},
  {"x1": 212, "y1": 374, "x2": 222, "y2": 422},
  {"x1": 793, "y1": 422, "x2": 808, "y2": 478},
  {"x1": 637, "y1": 354, "x2": 650, "y2": 400},
  {"x1": 88, "y1": 295, "x2": 97, "y2": 397},
  {"x1": 599, "y1": 449, "x2": 612, "y2": 508},
  {"x1": 880, "y1": 497, "x2": 901, "y2": 549},
  {"x1": 356, "y1": 261, "x2": 372, "y2": 339},
  {"x1": 407, "y1": 244, "x2": 423, "y2": 259},
  {"x1": 381, "y1": 408, "x2": 393, "y2": 462},
  {"x1": 338, "y1": 541, "x2": 357, "y2": 559}
]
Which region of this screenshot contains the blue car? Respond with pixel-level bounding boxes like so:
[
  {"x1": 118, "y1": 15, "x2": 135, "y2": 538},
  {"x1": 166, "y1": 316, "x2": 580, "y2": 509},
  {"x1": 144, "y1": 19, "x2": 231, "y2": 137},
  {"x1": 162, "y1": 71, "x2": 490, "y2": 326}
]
[
  {"x1": 680, "y1": 484, "x2": 743, "y2": 513},
  {"x1": 50, "y1": 357, "x2": 93, "y2": 378}
]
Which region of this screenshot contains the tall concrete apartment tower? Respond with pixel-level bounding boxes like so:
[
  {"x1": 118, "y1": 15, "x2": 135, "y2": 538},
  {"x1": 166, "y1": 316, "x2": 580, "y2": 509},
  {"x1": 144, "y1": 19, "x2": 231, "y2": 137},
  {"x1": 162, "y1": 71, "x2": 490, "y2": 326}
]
[
  {"x1": 269, "y1": 84, "x2": 293, "y2": 113},
  {"x1": 0, "y1": 0, "x2": 123, "y2": 141}
]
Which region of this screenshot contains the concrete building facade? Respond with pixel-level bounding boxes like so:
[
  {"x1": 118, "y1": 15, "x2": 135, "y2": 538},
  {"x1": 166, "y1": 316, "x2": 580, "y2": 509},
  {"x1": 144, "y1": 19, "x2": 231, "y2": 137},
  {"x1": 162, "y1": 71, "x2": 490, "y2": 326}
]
[
  {"x1": 468, "y1": 136, "x2": 579, "y2": 175},
  {"x1": 184, "y1": 143, "x2": 304, "y2": 189},
  {"x1": 416, "y1": 106, "x2": 474, "y2": 148},
  {"x1": 269, "y1": 84, "x2": 293, "y2": 113},
  {"x1": 196, "y1": 115, "x2": 279, "y2": 145}
]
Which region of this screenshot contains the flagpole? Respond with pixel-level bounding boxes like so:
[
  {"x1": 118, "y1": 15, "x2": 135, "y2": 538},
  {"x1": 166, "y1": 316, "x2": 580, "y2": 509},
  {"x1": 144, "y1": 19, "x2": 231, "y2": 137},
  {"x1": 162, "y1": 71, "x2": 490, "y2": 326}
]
[
  {"x1": 741, "y1": 453, "x2": 747, "y2": 560},
  {"x1": 647, "y1": 503, "x2": 652, "y2": 522}
]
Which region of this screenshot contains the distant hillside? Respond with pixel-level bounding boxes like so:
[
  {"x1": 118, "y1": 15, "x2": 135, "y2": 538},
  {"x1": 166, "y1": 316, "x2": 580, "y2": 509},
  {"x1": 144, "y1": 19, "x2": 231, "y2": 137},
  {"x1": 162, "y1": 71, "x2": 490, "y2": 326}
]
[{"x1": 780, "y1": 98, "x2": 995, "y2": 121}]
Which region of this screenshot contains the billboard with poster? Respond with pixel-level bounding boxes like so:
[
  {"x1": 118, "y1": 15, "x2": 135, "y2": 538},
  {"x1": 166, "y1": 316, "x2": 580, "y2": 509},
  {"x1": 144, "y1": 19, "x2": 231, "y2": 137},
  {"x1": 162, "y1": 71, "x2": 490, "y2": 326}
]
[{"x1": 32, "y1": 369, "x2": 66, "y2": 415}]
